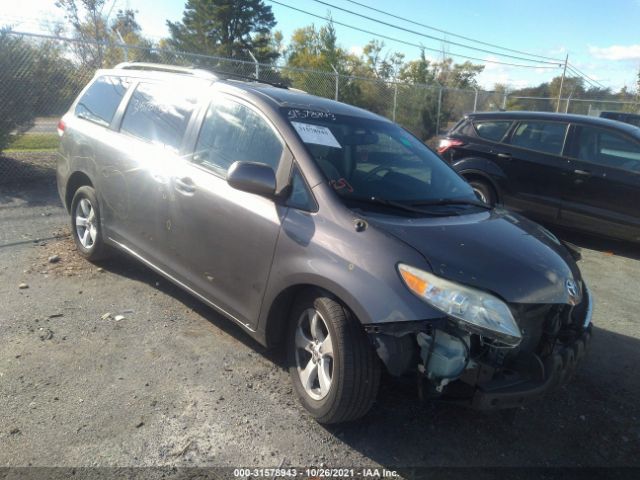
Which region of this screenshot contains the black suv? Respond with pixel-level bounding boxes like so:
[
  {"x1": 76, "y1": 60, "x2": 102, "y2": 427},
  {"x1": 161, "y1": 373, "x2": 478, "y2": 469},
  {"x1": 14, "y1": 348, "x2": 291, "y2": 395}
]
[
  {"x1": 599, "y1": 111, "x2": 640, "y2": 128},
  {"x1": 439, "y1": 111, "x2": 640, "y2": 243}
]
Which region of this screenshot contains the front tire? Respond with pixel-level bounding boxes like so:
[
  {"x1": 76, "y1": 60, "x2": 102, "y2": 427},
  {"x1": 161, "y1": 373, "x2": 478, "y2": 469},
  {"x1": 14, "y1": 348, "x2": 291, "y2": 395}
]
[
  {"x1": 70, "y1": 186, "x2": 110, "y2": 261},
  {"x1": 287, "y1": 292, "x2": 381, "y2": 424}
]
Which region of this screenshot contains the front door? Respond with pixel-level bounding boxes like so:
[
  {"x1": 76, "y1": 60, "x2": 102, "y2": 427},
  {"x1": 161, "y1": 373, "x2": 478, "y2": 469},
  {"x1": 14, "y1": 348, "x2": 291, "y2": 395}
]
[{"x1": 167, "y1": 94, "x2": 289, "y2": 329}]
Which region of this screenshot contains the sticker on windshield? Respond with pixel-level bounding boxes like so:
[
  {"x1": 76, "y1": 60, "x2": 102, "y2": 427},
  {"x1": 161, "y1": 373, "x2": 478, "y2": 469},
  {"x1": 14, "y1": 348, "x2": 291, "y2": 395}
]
[
  {"x1": 291, "y1": 122, "x2": 342, "y2": 149},
  {"x1": 287, "y1": 108, "x2": 336, "y2": 121}
]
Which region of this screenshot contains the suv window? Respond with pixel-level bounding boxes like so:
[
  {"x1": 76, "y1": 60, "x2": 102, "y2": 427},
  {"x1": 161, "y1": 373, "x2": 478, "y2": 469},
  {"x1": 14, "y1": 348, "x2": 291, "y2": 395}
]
[
  {"x1": 75, "y1": 76, "x2": 128, "y2": 127},
  {"x1": 473, "y1": 120, "x2": 511, "y2": 142},
  {"x1": 569, "y1": 125, "x2": 640, "y2": 173},
  {"x1": 120, "y1": 82, "x2": 197, "y2": 152},
  {"x1": 194, "y1": 97, "x2": 283, "y2": 177},
  {"x1": 510, "y1": 121, "x2": 568, "y2": 155}
]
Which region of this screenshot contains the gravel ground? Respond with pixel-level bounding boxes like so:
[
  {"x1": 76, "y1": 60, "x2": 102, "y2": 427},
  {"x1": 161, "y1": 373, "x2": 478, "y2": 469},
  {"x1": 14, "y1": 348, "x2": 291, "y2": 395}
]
[{"x1": 1, "y1": 178, "x2": 639, "y2": 472}]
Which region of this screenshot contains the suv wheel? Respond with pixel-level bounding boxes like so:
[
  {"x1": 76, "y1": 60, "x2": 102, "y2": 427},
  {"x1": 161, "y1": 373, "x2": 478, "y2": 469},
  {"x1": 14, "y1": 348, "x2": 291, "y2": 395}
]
[
  {"x1": 70, "y1": 186, "x2": 110, "y2": 261},
  {"x1": 287, "y1": 292, "x2": 381, "y2": 424},
  {"x1": 469, "y1": 178, "x2": 497, "y2": 206}
]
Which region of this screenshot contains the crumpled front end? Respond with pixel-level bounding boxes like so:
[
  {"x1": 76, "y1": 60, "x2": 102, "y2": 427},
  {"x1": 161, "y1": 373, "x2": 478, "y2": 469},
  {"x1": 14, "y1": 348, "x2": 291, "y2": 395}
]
[{"x1": 367, "y1": 286, "x2": 593, "y2": 410}]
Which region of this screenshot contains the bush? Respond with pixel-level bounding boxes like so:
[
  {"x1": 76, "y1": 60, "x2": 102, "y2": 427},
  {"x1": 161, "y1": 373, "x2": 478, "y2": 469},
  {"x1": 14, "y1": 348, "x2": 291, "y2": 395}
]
[{"x1": 0, "y1": 31, "x2": 89, "y2": 153}]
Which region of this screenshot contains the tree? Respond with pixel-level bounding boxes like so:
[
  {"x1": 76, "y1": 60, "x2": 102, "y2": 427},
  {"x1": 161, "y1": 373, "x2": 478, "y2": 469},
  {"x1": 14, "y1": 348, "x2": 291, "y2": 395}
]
[
  {"x1": 285, "y1": 21, "x2": 357, "y2": 98},
  {"x1": 167, "y1": 0, "x2": 279, "y2": 63},
  {"x1": 397, "y1": 50, "x2": 484, "y2": 138},
  {"x1": 55, "y1": 0, "x2": 113, "y2": 68},
  {"x1": 55, "y1": 2, "x2": 159, "y2": 68},
  {"x1": 284, "y1": 26, "x2": 487, "y2": 138},
  {"x1": 398, "y1": 50, "x2": 436, "y2": 85},
  {"x1": 104, "y1": 9, "x2": 161, "y2": 65},
  {"x1": 0, "y1": 31, "x2": 86, "y2": 152}
]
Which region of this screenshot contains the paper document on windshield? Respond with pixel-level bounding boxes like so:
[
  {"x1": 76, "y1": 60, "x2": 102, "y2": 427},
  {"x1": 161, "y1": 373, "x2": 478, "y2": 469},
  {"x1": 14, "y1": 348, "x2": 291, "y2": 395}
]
[{"x1": 291, "y1": 122, "x2": 342, "y2": 148}]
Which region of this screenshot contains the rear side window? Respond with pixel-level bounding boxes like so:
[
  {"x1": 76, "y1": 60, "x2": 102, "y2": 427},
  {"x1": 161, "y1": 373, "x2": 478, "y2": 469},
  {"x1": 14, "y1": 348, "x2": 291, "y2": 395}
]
[
  {"x1": 75, "y1": 76, "x2": 128, "y2": 127},
  {"x1": 194, "y1": 97, "x2": 284, "y2": 177},
  {"x1": 510, "y1": 121, "x2": 568, "y2": 155},
  {"x1": 120, "y1": 82, "x2": 197, "y2": 152},
  {"x1": 473, "y1": 120, "x2": 511, "y2": 142},
  {"x1": 569, "y1": 125, "x2": 640, "y2": 173},
  {"x1": 455, "y1": 120, "x2": 475, "y2": 137}
]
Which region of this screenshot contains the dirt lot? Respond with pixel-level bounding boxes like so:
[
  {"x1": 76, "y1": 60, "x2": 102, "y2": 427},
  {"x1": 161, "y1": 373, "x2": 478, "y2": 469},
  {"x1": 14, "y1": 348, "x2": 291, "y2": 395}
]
[{"x1": 1, "y1": 178, "x2": 639, "y2": 472}]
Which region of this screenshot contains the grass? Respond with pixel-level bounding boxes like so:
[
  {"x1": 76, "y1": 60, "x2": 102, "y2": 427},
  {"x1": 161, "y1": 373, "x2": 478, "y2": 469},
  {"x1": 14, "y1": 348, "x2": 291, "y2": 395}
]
[{"x1": 5, "y1": 133, "x2": 59, "y2": 152}]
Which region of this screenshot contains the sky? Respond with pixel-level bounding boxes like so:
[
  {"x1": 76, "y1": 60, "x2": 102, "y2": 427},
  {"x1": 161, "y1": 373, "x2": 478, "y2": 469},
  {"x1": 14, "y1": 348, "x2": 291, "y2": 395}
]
[{"x1": 3, "y1": 0, "x2": 640, "y2": 91}]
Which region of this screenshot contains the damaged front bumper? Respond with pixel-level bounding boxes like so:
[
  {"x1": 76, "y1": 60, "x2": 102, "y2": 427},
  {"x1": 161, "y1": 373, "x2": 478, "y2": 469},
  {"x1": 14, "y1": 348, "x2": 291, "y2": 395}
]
[
  {"x1": 367, "y1": 288, "x2": 594, "y2": 410},
  {"x1": 468, "y1": 323, "x2": 592, "y2": 410}
]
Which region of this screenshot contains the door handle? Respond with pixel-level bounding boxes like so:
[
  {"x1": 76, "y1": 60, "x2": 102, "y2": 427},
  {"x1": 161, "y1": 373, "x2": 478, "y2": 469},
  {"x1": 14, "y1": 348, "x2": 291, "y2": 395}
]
[
  {"x1": 497, "y1": 153, "x2": 511, "y2": 159},
  {"x1": 175, "y1": 177, "x2": 196, "y2": 194},
  {"x1": 152, "y1": 173, "x2": 167, "y2": 183},
  {"x1": 573, "y1": 169, "x2": 591, "y2": 177}
]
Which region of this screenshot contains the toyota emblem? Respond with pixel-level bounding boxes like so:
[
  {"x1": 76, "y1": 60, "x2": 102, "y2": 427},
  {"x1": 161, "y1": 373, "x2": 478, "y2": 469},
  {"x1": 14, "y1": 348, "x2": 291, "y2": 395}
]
[{"x1": 566, "y1": 278, "x2": 580, "y2": 301}]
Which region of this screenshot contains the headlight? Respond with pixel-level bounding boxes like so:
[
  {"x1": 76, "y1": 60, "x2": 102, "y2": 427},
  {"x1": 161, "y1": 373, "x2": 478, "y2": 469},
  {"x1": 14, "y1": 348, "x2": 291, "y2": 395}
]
[{"x1": 398, "y1": 264, "x2": 521, "y2": 346}]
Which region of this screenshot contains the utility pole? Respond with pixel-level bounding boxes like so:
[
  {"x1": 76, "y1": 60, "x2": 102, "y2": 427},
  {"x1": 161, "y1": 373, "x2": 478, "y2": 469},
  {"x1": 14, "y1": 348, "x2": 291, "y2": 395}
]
[
  {"x1": 556, "y1": 54, "x2": 569, "y2": 113},
  {"x1": 247, "y1": 50, "x2": 259, "y2": 80},
  {"x1": 115, "y1": 29, "x2": 128, "y2": 62},
  {"x1": 330, "y1": 64, "x2": 339, "y2": 101}
]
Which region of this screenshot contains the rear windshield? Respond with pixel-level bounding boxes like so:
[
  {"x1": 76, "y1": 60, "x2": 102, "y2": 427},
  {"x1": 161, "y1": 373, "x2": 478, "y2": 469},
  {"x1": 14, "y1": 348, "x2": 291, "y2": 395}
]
[{"x1": 284, "y1": 108, "x2": 475, "y2": 206}]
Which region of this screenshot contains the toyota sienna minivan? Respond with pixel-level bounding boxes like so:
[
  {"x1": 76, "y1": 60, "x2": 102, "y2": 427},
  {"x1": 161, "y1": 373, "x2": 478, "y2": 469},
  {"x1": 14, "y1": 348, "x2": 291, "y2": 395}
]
[{"x1": 57, "y1": 63, "x2": 593, "y2": 424}]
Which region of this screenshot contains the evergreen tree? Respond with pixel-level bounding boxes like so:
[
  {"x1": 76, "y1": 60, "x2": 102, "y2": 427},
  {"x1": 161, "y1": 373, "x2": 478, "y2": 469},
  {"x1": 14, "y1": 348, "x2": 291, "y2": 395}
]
[{"x1": 167, "y1": 0, "x2": 278, "y2": 62}]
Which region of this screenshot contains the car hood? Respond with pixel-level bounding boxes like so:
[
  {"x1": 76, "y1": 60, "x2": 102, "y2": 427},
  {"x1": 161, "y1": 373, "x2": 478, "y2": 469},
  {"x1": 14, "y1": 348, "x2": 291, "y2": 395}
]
[{"x1": 367, "y1": 208, "x2": 583, "y2": 305}]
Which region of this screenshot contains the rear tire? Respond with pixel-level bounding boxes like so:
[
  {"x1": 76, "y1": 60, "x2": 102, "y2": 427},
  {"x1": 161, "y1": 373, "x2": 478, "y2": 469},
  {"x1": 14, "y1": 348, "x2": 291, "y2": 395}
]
[
  {"x1": 70, "y1": 186, "x2": 110, "y2": 261},
  {"x1": 468, "y1": 178, "x2": 497, "y2": 206},
  {"x1": 287, "y1": 292, "x2": 381, "y2": 424}
]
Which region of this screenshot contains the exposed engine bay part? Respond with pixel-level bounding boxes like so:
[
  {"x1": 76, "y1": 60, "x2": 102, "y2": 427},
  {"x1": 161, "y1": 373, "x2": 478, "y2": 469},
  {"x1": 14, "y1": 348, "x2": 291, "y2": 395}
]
[
  {"x1": 367, "y1": 287, "x2": 593, "y2": 410},
  {"x1": 417, "y1": 330, "x2": 470, "y2": 391},
  {"x1": 369, "y1": 332, "x2": 416, "y2": 376}
]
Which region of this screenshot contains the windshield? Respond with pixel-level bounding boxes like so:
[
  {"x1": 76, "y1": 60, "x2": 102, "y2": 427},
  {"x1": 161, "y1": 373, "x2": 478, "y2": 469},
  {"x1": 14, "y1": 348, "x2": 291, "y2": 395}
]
[{"x1": 285, "y1": 108, "x2": 476, "y2": 207}]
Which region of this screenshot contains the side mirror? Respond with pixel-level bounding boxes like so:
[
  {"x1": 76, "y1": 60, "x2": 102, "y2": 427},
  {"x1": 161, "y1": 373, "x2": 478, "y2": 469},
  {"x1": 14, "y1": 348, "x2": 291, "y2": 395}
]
[{"x1": 227, "y1": 161, "x2": 276, "y2": 197}]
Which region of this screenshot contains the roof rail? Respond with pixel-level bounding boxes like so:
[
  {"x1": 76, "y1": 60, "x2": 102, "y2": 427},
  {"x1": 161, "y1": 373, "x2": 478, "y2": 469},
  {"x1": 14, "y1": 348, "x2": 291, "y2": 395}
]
[{"x1": 113, "y1": 62, "x2": 218, "y2": 80}]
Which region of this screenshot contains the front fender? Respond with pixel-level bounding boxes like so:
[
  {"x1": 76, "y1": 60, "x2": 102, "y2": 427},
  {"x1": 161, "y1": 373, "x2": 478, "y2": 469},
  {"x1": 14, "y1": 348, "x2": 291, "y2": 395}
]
[{"x1": 257, "y1": 195, "x2": 443, "y2": 342}]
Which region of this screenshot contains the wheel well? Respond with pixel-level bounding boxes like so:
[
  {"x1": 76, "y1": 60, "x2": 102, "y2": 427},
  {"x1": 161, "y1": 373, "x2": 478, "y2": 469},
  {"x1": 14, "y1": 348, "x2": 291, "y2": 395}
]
[
  {"x1": 462, "y1": 172, "x2": 500, "y2": 203},
  {"x1": 65, "y1": 172, "x2": 93, "y2": 212},
  {"x1": 264, "y1": 284, "x2": 339, "y2": 348}
]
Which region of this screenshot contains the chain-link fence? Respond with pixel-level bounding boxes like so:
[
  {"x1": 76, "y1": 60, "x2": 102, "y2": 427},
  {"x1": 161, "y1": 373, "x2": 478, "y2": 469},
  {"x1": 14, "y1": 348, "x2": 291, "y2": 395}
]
[{"x1": 2, "y1": 30, "x2": 640, "y2": 184}]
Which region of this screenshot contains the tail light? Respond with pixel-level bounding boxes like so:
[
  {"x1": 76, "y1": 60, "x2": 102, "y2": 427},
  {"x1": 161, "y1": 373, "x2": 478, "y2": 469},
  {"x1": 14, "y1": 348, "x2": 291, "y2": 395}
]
[
  {"x1": 57, "y1": 119, "x2": 65, "y2": 137},
  {"x1": 437, "y1": 138, "x2": 464, "y2": 154}
]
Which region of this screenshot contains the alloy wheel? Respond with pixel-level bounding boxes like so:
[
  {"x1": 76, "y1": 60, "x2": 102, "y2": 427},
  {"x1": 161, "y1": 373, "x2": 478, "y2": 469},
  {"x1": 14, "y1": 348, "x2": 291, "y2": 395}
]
[
  {"x1": 472, "y1": 186, "x2": 488, "y2": 204},
  {"x1": 294, "y1": 308, "x2": 334, "y2": 400},
  {"x1": 75, "y1": 198, "x2": 97, "y2": 249}
]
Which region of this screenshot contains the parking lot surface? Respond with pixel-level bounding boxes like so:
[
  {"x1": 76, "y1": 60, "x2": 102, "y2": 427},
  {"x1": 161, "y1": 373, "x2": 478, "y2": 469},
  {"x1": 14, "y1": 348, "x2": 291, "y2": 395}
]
[{"x1": 1, "y1": 179, "x2": 639, "y2": 470}]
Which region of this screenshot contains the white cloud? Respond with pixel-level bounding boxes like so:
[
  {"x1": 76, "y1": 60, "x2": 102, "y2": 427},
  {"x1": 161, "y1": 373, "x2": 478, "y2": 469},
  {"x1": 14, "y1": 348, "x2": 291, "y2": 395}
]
[
  {"x1": 589, "y1": 44, "x2": 640, "y2": 61},
  {"x1": 475, "y1": 55, "x2": 552, "y2": 90}
]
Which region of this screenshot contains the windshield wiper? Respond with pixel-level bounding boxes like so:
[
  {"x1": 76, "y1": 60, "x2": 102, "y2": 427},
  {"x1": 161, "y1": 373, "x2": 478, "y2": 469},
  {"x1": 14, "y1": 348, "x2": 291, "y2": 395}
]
[
  {"x1": 347, "y1": 196, "x2": 455, "y2": 216},
  {"x1": 410, "y1": 198, "x2": 492, "y2": 209}
]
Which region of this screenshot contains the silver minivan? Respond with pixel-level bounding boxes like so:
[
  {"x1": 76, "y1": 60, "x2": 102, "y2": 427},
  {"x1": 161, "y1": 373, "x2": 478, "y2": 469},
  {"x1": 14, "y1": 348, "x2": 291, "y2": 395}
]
[{"x1": 58, "y1": 63, "x2": 592, "y2": 423}]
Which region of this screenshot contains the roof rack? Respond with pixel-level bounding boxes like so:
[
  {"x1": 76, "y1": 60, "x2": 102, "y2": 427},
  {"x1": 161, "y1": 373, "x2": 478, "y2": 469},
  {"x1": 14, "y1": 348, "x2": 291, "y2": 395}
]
[
  {"x1": 113, "y1": 62, "x2": 218, "y2": 80},
  {"x1": 222, "y1": 71, "x2": 289, "y2": 89},
  {"x1": 112, "y1": 62, "x2": 309, "y2": 94}
]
